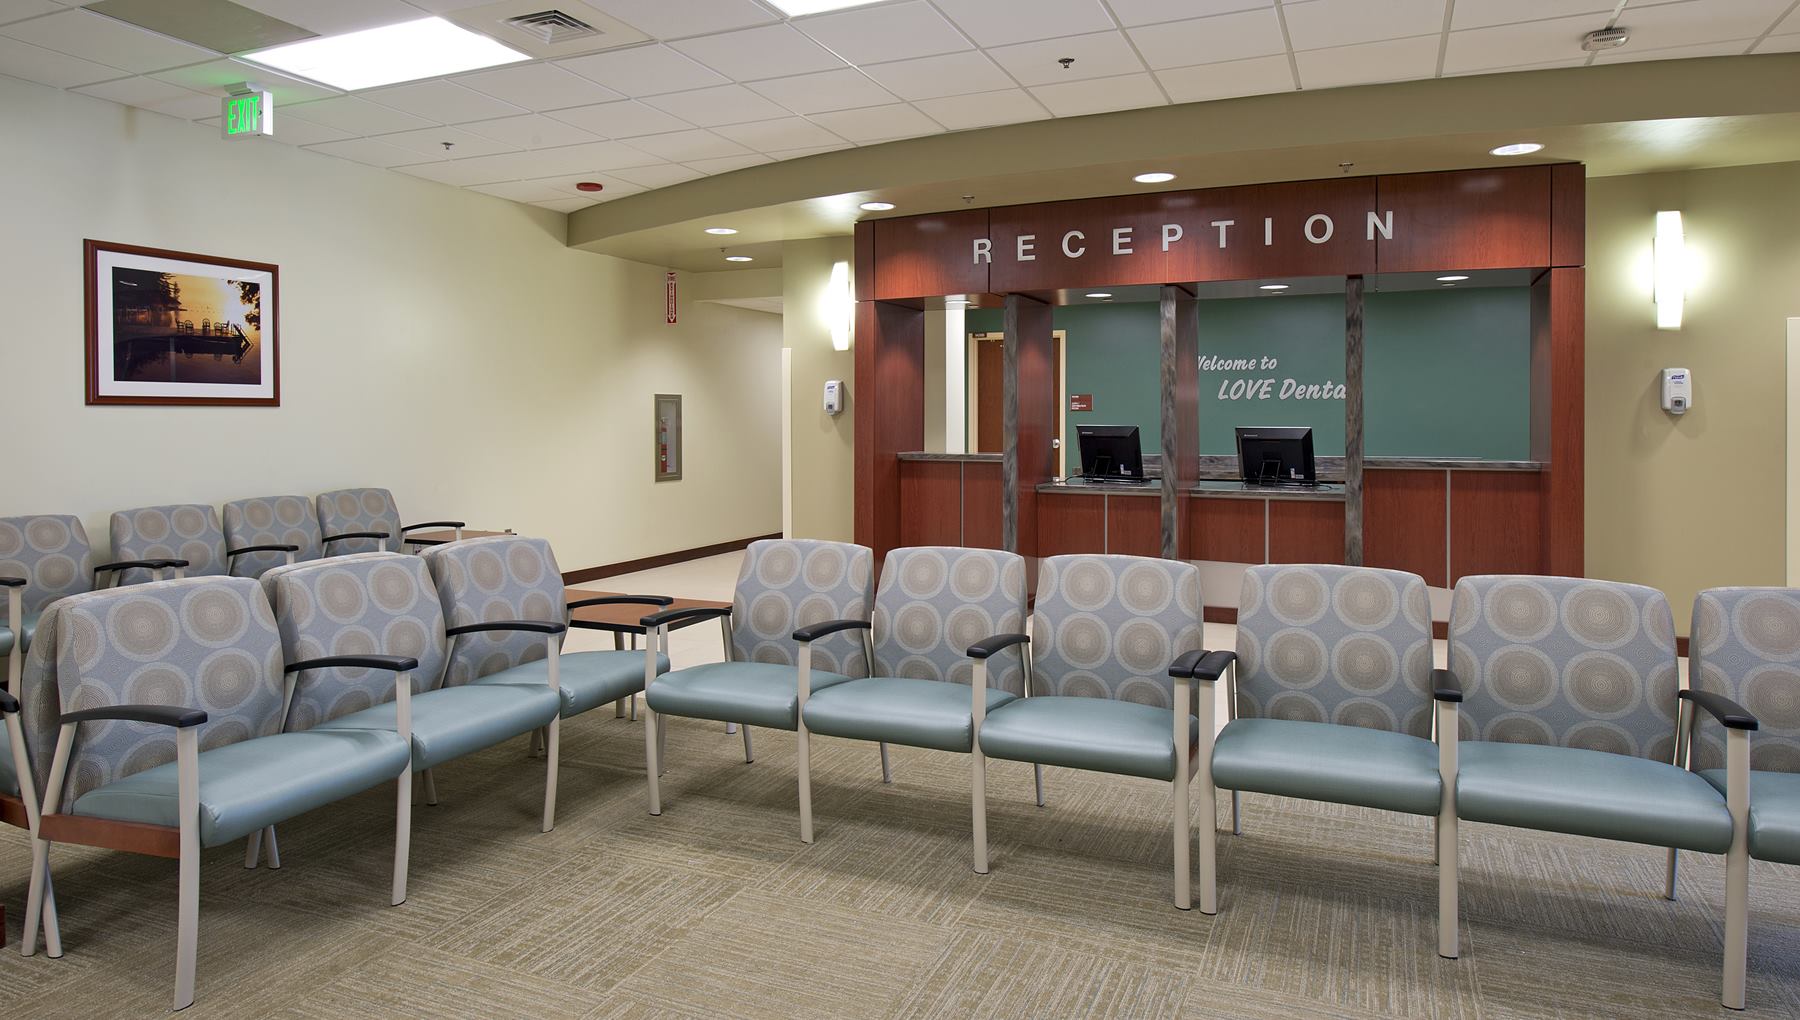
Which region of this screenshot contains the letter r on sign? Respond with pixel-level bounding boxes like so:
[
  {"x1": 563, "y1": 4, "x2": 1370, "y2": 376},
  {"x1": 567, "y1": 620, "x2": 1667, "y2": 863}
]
[{"x1": 972, "y1": 238, "x2": 992, "y2": 264}]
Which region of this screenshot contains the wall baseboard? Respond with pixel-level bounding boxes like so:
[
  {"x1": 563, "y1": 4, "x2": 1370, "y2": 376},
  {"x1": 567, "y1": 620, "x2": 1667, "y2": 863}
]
[{"x1": 563, "y1": 533, "x2": 780, "y2": 585}]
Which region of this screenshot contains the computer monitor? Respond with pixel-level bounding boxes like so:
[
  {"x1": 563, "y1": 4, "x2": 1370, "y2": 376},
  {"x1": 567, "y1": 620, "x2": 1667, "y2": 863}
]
[
  {"x1": 1236, "y1": 426, "x2": 1316, "y2": 486},
  {"x1": 1076, "y1": 424, "x2": 1145, "y2": 482}
]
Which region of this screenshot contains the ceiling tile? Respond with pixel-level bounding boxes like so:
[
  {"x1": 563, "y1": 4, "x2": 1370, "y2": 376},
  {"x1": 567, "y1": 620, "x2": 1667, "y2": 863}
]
[
  {"x1": 363, "y1": 80, "x2": 526, "y2": 124},
  {"x1": 912, "y1": 88, "x2": 1049, "y2": 130},
  {"x1": 608, "y1": 162, "x2": 703, "y2": 188},
  {"x1": 1294, "y1": 34, "x2": 1440, "y2": 88},
  {"x1": 1126, "y1": 9, "x2": 1286, "y2": 70},
  {"x1": 1, "y1": 8, "x2": 216, "y2": 73},
  {"x1": 374, "y1": 124, "x2": 520, "y2": 158},
  {"x1": 1440, "y1": 55, "x2": 1586, "y2": 77},
  {"x1": 1756, "y1": 32, "x2": 1800, "y2": 53},
  {"x1": 469, "y1": 179, "x2": 570, "y2": 203},
  {"x1": 151, "y1": 59, "x2": 340, "y2": 104},
  {"x1": 622, "y1": 127, "x2": 752, "y2": 161},
  {"x1": 525, "y1": 171, "x2": 646, "y2": 198},
  {"x1": 0, "y1": 33, "x2": 123, "y2": 87},
  {"x1": 712, "y1": 116, "x2": 843, "y2": 151},
  {"x1": 583, "y1": 0, "x2": 775, "y2": 40},
  {"x1": 306, "y1": 136, "x2": 438, "y2": 168},
  {"x1": 746, "y1": 67, "x2": 897, "y2": 114},
  {"x1": 793, "y1": 1, "x2": 971, "y2": 65},
  {"x1": 555, "y1": 44, "x2": 727, "y2": 97},
  {"x1": 671, "y1": 23, "x2": 846, "y2": 80},
  {"x1": 807, "y1": 102, "x2": 943, "y2": 143},
  {"x1": 932, "y1": 0, "x2": 1114, "y2": 47},
  {"x1": 643, "y1": 84, "x2": 789, "y2": 127},
  {"x1": 73, "y1": 73, "x2": 196, "y2": 105},
  {"x1": 0, "y1": 1, "x2": 61, "y2": 25},
  {"x1": 534, "y1": 197, "x2": 595, "y2": 213},
  {"x1": 1155, "y1": 53, "x2": 1293, "y2": 103},
  {"x1": 683, "y1": 152, "x2": 772, "y2": 174},
  {"x1": 405, "y1": 0, "x2": 497, "y2": 11},
  {"x1": 444, "y1": 140, "x2": 664, "y2": 182},
  {"x1": 860, "y1": 50, "x2": 1014, "y2": 101},
  {"x1": 1281, "y1": 0, "x2": 1450, "y2": 52},
  {"x1": 232, "y1": 0, "x2": 420, "y2": 35},
  {"x1": 988, "y1": 30, "x2": 1146, "y2": 85},
  {"x1": 392, "y1": 160, "x2": 506, "y2": 186},
  {"x1": 1103, "y1": 0, "x2": 1273, "y2": 27},
  {"x1": 281, "y1": 96, "x2": 437, "y2": 134},
  {"x1": 1028, "y1": 71, "x2": 1166, "y2": 117},
  {"x1": 1449, "y1": 0, "x2": 1612, "y2": 31},
  {"x1": 1443, "y1": 14, "x2": 1600, "y2": 73},
  {"x1": 1593, "y1": 38, "x2": 1756, "y2": 63},
  {"x1": 250, "y1": 115, "x2": 349, "y2": 146},
  {"x1": 763, "y1": 142, "x2": 852, "y2": 160},
  {"x1": 458, "y1": 112, "x2": 599, "y2": 148},
  {"x1": 547, "y1": 99, "x2": 691, "y2": 138},
  {"x1": 452, "y1": 63, "x2": 622, "y2": 112},
  {"x1": 1608, "y1": 0, "x2": 1795, "y2": 50}
]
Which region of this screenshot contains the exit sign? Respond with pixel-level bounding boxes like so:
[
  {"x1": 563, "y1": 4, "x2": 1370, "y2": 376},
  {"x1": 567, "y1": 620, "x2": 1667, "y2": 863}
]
[{"x1": 222, "y1": 91, "x2": 273, "y2": 138}]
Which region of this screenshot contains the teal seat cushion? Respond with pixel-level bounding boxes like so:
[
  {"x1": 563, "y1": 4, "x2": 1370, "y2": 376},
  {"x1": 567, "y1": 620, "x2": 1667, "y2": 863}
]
[
  {"x1": 1702, "y1": 769, "x2": 1800, "y2": 865},
  {"x1": 0, "y1": 722, "x2": 17, "y2": 798},
  {"x1": 802, "y1": 676, "x2": 1018, "y2": 753},
  {"x1": 474, "y1": 650, "x2": 670, "y2": 718},
  {"x1": 1457, "y1": 741, "x2": 1732, "y2": 853},
  {"x1": 1212, "y1": 718, "x2": 1443, "y2": 816},
  {"x1": 315, "y1": 682, "x2": 560, "y2": 770},
  {"x1": 70, "y1": 729, "x2": 409, "y2": 847},
  {"x1": 978, "y1": 696, "x2": 1199, "y2": 782},
  {"x1": 0, "y1": 611, "x2": 40, "y2": 659},
  {"x1": 645, "y1": 661, "x2": 854, "y2": 731}
]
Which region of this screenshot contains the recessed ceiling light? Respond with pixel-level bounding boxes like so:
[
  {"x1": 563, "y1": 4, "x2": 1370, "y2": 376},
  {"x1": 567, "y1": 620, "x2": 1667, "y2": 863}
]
[
  {"x1": 765, "y1": 0, "x2": 887, "y2": 14},
  {"x1": 1085, "y1": 292, "x2": 1112, "y2": 299},
  {"x1": 1134, "y1": 171, "x2": 1176, "y2": 184},
  {"x1": 704, "y1": 227, "x2": 737, "y2": 235},
  {"x1": 859, "y1": 201, "x2": 895, "y2": 211},
  {"x1": 1489, "y1": 142, "x2": 1544, "y2": 156},
  {"x1": 1436, "y1": 275, "x2": 1469, "y2": 282},
  {"x1": 1259, "y1": 284, "x2": 1289, "y2": 291},
  {"x1": 241, "y1": 17, "x2": 528, "y2": 91},
  {"x1": 725, "y1": 255, "x2": 754, "y2": 262}
]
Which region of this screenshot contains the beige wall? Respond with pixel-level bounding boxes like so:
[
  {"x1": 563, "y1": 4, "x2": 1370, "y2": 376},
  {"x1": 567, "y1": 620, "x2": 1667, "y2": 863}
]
[
  {"x1": 0, "y1": 75, "x2": 781, "y2": 572},
  {"x1": 1587, "y1": 161, "x2": 1800, "y2": 630},
  {"x1": 780, "y1": 236, "x2": 854, "y2": 541}
]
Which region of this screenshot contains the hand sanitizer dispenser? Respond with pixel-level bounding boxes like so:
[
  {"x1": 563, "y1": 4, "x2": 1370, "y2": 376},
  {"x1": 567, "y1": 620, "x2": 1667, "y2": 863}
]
[
  {"x1": 823, "y1": 380, "x2": 845, "y2": 416},
  {"x1": 1661, "y1": 368, "x2": 1692, "y2": 415}
]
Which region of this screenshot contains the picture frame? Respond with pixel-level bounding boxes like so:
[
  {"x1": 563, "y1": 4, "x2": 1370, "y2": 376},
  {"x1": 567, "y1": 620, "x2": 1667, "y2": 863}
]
[
  {"x1": 654, "y1": 393, "x2": 682, "y2": 481},
  {"x1": 85, "y1": 239, "x2": 280, "y2": 406}
]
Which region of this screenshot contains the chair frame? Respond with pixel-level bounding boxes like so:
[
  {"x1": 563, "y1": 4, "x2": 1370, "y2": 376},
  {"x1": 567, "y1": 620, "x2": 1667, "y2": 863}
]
[
  {"x1": 1670, "y1": 687, "x2": 1758, "y2": 1009},
  {"x1": 3, "y1": 576, "x2": 60, "y2": 957},
  {"x1": 436, "y1": 623, "x2": 566, "y2": 832}
]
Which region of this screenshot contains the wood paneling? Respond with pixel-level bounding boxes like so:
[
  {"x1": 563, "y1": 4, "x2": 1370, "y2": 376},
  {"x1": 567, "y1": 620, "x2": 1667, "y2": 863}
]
[
  {"x1": 871, "y1": 208, "x2": 989, "y2": 300},
  {"x1": 1543, "y1": 267, "x2": 1584, "y2": 575},
  {"x1": 975, "y1": 336, "x2": 1003, "y2": 452},
  {"x1": 1375, "y1": 166, "x2": 1551, "y2": 272},
  {"x1": 964, "y1": 461, "x2": 1004, "y2": 549},
  {"x1": 1450, "y1": 471, "x2": 1545, "y2": 581},
  {"x1": 852, "y1": 300, "x2": 924, "y2": 559},
  {"x1": 1269, "y1": 500, "x2": 1346, "y2": 564},
  {"x1": 1364, "y1": 469, "x2": 1448, "y2": 586},
  {"x1": 1550, "y1": 163, "x2": 1585, "y2": 268},
  {"x1": 1184, "y1": 497, "x2": 1264, "y2": 564},
  {"x1": 0, "y1": 794, "x2": 26, "y2": 830},
  {"x1": 1006, "y1": 294, "x2": 1056, "y2": 557},
  {"x1": 898, "y1": 461, "x2": 962, "y2": 547},
  {"x1": 1108, "y1": 496, "x2": 1163, "y2": 557},
  {"x1": 1038, "y1": 493, "x2": 1106, "y2": 556},
  {"x1": 853, "y1": 220, "x2": 874, "y2": 300}
]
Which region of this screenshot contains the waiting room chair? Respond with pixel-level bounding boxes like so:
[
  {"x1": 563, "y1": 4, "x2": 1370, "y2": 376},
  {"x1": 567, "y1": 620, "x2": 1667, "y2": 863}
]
[
  {"x1": 19, "y1": 576, "x2": 416, "y2": 1010},
  {"x1": 639, "y1": 538, "x2": 873, "y2": 817},
  {"x1": 316, "y1": 487, "x2": 464, "y2": 556},
  {"x1": 1187, "y1": 564, "x2": 1456, "y2": 948},
  {"x1": 976, "y1": 554, "x2": 1206, "y2": 907},
  {"x1": 1446, "y1": 575, "x2": 1742, "y2": 1007},
  {"x1": 221, "y1": 494, "x2": 324, "y2": 577},
  {"x1": 111, "y1": 502, "x2": 306, "y2": 586},
  {"x1": 795, "y1": 546, "x2": 1029, "y2": 863}
]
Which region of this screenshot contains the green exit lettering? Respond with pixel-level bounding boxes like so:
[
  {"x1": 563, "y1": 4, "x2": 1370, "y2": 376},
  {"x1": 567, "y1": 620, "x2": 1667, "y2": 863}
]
[{"x1": 222, "y1": 92, "x2": 271, "y2": 138}]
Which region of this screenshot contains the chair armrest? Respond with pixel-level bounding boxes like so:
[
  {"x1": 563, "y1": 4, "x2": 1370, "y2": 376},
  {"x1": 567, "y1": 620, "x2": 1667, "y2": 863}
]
[
  {"x1": 0, "y1": 575, "x2": 24, "y2": 588},
  {"x1": 567, "y1": 594, "x2": 674, "y2": 611},
  {"x1": 401, "y1": 521, "x2": 466, "y2": 533},
  {"x1": 62, "y1": 704, "x2": 207, "y2": 728},
  {"x1": 967, "y1": 633, "x2": 1030, "y2": 659},
  {"x1": 794, "y1": 619, "x2": 871, "y2": 643},
  {"x1": 1174, "y1": 649, "x2": 1236, "y2": 681},
  {"x1": 0, "y1": 689, "x2": 17, "y2": 713},
  {"x1": 1680, "y1": 689, "x2": 1759, "y2": 731},
  {"x1": 321, "y1": 531, "x2": 390, "y2": 547},
  {"x1": 445, "y1": 620, "x2": 567, "y2": 636},
  {"x1": 286, "y1": 655, "x2": 420, "y2": 675},
  {"x1": 227, "y1": 543, "x2": 300, "y2": 558},
  {"x1": 1431, "y1": 668, "x2": 1464, "y2": 703},
  {"x1": 642, "y1": 606, "x2": 731, "y2": 628},
  {"x1": 94, "y1": 558, "x2": 189, "y2": 576}
]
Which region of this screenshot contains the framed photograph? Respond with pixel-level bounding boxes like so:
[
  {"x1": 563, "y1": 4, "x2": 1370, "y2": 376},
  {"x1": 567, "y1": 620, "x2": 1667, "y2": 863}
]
[
  {"x1": 85, "y1": 239, "x2": 279, "y2": 406},
  {"x1": 654, "y1": 394, "x2": 682, "y2": 481}
]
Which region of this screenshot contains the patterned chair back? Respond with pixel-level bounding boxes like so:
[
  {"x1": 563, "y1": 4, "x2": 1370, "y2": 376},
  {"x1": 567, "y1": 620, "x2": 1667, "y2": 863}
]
[
  {"x1": 47, "y1": 577, "x2": 286, "y2": 804},
  {"x1": 871, "y1": 547, "x2": 1027, "y2": 696},
  {"x1": 316, "y1": 488, "x2": 402, "y2": 556},
  {"x1": 1448, "y1": 575, "x2": 1679, "y2": 762},
  {"x1": 731, "y1": 539, "x2": 873, "y2": 676},
  {"x1": 1690, "y1": 587, "x2": 1800, "y2": 773},
  {"x1": 1235, "y1": 564, "x2": 1435, "y2": 736},
  {"x1": 110, "y1": 503, "x2": 230, "y2": 584},
  {"x1": 223, "y1": 495, "x2": 322, "y2": 577},
  {"x1": 423, "y1": 535, "x2": 564, "y2": 687},
  {"x1": 262, "y1": 553, "x2": 448, "y2": 731},
  {"x1": 1030, "y1": 554, "x2": 1203, "y2": 708},
  {"x1": 0, "y1": 515, "x2": 97, "y2": 614}
]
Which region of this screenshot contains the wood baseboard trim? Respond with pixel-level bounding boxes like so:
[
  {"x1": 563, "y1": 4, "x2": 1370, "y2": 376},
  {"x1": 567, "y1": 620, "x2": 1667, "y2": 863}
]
[{"x1": 563, "y1": 533, "x2": 781, "y2": 585}]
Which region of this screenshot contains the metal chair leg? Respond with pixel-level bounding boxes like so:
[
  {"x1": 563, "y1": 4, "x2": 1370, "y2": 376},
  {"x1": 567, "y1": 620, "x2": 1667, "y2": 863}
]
[
  {"x1": 742, "y1": 724, "x2": 754, "y2": 763},
  {"x1": 1033, "y1": 764, "x2": 1045, "y2": 807},
  {"x1": 879, "y1": 742, "x2": 892, "y2": 783}
]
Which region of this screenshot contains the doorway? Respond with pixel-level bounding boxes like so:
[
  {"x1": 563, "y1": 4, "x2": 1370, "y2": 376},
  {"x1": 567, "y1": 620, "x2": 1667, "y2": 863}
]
[{"x1": 968, "y1": 330, "x2": 1068, "y2": 473}]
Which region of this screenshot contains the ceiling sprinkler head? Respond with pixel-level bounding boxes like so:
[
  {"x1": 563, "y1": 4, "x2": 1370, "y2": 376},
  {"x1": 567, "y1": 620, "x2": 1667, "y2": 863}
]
[
  {"x1": 1058, "y1": 57, "x2": 1075, "y2": 69},
  {"x1": 1581, "y1": 26, "x2": 1630, "y2": 51},
  {"x1": 441, "y1": 141, "x2": 454, "y2": 150}
]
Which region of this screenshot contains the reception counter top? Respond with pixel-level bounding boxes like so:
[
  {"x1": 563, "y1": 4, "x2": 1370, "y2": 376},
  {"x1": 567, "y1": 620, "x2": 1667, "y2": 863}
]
[{"x1": 1039, "y1": 478, "x2": 1346, "y2": 501}]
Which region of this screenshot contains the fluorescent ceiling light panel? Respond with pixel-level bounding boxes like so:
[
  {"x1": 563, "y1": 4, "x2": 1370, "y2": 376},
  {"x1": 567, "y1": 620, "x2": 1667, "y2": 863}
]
[
  {"x1": 766, "y1": 0, "x2": 889, "y2": 14},
  {"x1": 241, "y1": 18, "x2": 528, "y2": 92}
]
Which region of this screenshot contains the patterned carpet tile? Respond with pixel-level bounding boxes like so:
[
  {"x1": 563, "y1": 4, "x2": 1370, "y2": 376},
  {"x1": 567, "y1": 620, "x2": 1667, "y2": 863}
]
[{"x1": 890, "y1": 929, "x2": 1191, "y2": 1019}]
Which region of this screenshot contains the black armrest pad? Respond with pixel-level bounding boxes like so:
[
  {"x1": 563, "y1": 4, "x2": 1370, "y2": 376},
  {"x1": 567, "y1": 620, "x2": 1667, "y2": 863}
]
[
  {"x1": 1681, "y1": 689, "x2": 1759, "y2": 731},
  {"x1": 642, "y1": 606, "x2": 732, "y2": 628},
  {"x1": 95, "y1": 558, "x2": 188, "y2": 574},
  {"x1": 228, "y1": 543, "x2": 300, "y2": 557},
  {"x1": 286, "y1": 655, "x2": 420, "y2": 675},
  {"x1": 967, "y1": 633, "x2": 1030, "y2": 659},
  {"x1": 567, "y1": 595, "x2": 675, "y2": 610},
  {"x1": 0, "y1": 689, "x2": 18, "y2": 713},
  {"x1": 1178, "y1": 649, "x2": 1237, "y2": 681},
  {"x1": 445, "y1": 619, "x2": 567, "y2": 636},
  {"x1": 793, "y1": 618, "x2": 872, "y2": 642},
  {"x1": 63, "y1": 704, "x2": 207, "y2": 728},
  {"x1": 401, "y1": 521, "x2": 465, "y2": 532},
  {"x1": 0, "y1": 575, "x2": 25, "y2": 588},
  {"x1": 1432, "y1": 668, "x2": 1464, "y2": 703},
  {"x1": 321, "y1": 531, "x2": 389, "y2": 546}
]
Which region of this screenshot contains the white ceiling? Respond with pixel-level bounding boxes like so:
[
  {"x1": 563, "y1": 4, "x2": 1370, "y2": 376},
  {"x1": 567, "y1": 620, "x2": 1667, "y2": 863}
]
[{"x1": 3, "y1": 0, "x2": 1797, "y2": 216}]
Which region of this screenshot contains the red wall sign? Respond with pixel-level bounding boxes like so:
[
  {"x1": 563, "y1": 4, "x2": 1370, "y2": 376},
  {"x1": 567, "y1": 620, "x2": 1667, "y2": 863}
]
[
  {"x1": 1069, "y1": 393, "x2": 1093, "y2": 411},
  {"x1": 665, "y1": 271, "x2": 677, "y2": 324}
]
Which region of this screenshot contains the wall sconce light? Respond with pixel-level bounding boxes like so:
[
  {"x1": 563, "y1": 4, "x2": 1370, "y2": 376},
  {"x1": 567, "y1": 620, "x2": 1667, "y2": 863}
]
[
  {"x1": 826, "y1": 260, "x2": 852, "y2": 351},
  {"x1": 1654, "y1": 210, "x2": 1684, "y2": 330}
]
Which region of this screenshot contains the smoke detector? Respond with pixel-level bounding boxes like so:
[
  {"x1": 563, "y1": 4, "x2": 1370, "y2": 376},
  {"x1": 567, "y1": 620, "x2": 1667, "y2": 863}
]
[{"x1": 1581, "y1": 27, "x2": 1630, "y2": 51}]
